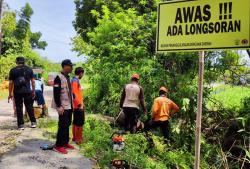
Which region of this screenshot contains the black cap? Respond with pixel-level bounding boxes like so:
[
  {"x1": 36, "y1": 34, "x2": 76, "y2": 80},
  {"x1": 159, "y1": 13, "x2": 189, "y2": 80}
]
[
  {"x1": 16, "y1": 56, "x2": 25, "y2": 64},
  {"x1": 61, "y1": 59, "x2": 73, "y2": 67}
]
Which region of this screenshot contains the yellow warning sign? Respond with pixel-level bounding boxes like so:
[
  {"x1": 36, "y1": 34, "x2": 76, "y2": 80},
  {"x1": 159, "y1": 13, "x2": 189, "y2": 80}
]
[{"x1": 156, "y1": 0, "x2": 250, "y2": 52}]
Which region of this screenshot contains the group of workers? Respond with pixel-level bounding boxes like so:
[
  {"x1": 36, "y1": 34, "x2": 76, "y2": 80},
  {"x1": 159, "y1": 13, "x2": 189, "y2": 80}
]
[
  {"x1": 120, "y1": 73, "x2": 180, "y2": 140},
  {"x1": 8, "y1": 56, "x2": 179, "y2": 155}
]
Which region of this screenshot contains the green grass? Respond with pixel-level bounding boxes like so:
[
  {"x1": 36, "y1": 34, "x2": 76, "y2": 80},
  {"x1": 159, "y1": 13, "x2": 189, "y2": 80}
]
[
  {"x1": 207, "y1": 85, "x2": 250, "y2": 110},
  {"x1": 37, "y1": 115, "x2": 207, "y2": 169},
  {"x1": 0, "y1": 90, "x2": 8, "y2": 100},
  {"x1": 37, "y1": 118, "x2": 58, "y2": 140},
  {"x1": 37, "y1": 118, "x2": 58, "y2": 132}
]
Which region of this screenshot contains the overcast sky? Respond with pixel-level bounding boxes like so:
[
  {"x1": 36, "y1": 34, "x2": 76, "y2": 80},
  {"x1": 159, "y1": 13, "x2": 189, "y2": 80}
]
[{"x1": 6, "y1": 0, "x2": 84, "y2": 63}]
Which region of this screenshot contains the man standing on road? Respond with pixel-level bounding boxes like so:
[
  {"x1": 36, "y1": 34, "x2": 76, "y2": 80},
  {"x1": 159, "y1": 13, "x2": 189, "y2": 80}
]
[
  {"x1": 120, "y1": 74, "x2": 147, "y2": 134},
  {"x1": 71, "y1": 67, "x2": 85, "y2": 144},
  {"x1": 52, "y1": 59, "x2": 75, "y2": 154},
  {"x1": 144, "y1": 87, "x2": 179, "y2": 141},
  {"x1": 8, "y1": 57, "x2": 37, "y2": 130}
]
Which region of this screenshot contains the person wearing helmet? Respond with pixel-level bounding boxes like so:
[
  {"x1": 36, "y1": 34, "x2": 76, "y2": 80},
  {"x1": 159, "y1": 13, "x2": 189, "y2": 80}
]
[
  {"x1": 120, "y1": 73, "x2": 147, "y2": 134},
  {"x1": 144, "y1": 86, "x2": 179, "y2": 140}
]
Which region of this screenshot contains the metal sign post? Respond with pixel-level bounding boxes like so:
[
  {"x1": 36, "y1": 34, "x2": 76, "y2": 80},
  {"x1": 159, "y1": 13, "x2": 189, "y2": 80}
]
[{"x1": 194, "y1": 51, "x2": 205, "y2": 169}]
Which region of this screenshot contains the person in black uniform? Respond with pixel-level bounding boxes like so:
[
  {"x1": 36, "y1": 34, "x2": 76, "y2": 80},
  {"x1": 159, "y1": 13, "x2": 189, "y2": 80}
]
[{"x1": 8, "y1": 57, "x2": 37, "y2": 130}]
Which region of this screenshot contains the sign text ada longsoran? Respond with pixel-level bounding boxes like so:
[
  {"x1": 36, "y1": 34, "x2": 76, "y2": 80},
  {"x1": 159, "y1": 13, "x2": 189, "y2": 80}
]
[{"x1": 156, "y1": 0, "x2": 250, "y2": 52}]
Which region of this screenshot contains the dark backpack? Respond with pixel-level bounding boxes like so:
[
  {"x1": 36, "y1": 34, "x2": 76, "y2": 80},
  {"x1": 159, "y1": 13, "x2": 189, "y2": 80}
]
[
  {"x1": 13, "y1": 67, "x2": 28, "y2": 88},
  {"x1": 14, "y1": 76, "x2": 26, "y2": 88}
]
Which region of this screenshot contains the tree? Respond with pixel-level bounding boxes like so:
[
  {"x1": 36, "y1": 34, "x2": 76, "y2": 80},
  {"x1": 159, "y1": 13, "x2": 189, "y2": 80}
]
[
  {"x1": 14, "y1": 3, "x2": 33, "y2": 41},
  {"x1": 1, "y1": 11, "x2": 20, "y2": 55},
  {"x1": 73, "y1": 0, "x2": 158, "y2": 42},
  {"x1": 0, "y1": 3, "x2": 49, "y2": 81},
  {"x1": 30, "y1": 32, "x2": 47, "y2": 50},
  {"x1": 1, "y1": 3, "x2": 47, "y2": 55}
]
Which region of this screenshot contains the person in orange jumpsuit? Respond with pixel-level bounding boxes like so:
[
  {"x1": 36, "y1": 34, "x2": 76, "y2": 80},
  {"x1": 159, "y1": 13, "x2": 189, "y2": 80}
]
[
  {"x1": 145, "y1": 86, "x2": 179, "y2": 140},
  {"x1": 71, "y1": 67, "x2": 85, "y2": 144}
]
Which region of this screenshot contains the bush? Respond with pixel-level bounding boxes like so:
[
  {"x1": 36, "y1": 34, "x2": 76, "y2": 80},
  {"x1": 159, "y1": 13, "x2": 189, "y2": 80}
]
[
  {"x1": 0, "y1": 54, "x2": 17, "y2": 81},
  {"x1": 239, "y1": 96, "x2": 250, "y2": 131},
  {"x1": 77, "y1": 115, "x2": 209, "y2": 169},
  {"x1": 38, "y1": 115, "x2": 210, "y2": 169}
]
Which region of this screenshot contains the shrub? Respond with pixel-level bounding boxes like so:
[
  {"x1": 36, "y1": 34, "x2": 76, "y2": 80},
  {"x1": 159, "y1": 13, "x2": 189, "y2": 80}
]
[{"x1": 77, "y1": 115, "x2": 208, "y2": 169}]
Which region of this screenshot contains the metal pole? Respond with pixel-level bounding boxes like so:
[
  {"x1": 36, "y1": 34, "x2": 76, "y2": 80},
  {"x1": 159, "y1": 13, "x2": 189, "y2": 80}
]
[
  {"x1": 194, "y1": 51, "x2": 205, "y2": 169},
  {"x1": 247, "y1": 50, "x2": 250, "y2": 59}
]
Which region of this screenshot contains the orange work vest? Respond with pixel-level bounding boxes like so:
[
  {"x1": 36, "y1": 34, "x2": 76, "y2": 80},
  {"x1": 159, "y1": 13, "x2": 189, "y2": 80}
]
[
  {"x1": 152, "y1": 96, "x2": 179, "y2": 121},
  {"x1": 71, "y1": 77, "x2": 84, "y2": 109}
]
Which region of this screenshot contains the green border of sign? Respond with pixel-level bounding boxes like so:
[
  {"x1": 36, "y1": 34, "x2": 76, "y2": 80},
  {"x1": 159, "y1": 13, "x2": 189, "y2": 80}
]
[{"x1": 156, "y1": 0, "x2": 250, "y2": 52}]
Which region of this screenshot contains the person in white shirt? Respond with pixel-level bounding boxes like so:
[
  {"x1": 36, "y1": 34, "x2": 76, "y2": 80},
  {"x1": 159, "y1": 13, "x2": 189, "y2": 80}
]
[
  {"x1": 120, "y1": 74, "x2": 147, "y2": 133},
  {"x1": 34, "y1": 75, "x2": 46, "y2": 117}
]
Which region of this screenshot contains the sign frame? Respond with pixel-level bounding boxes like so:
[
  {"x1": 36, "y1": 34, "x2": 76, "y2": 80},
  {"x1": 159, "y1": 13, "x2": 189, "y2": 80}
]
[{"x1": 156, "y1": 0, "x2": 250, "y2": 52}]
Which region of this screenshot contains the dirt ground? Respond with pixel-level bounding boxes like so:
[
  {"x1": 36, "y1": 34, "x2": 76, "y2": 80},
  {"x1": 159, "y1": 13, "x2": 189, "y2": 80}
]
[{"x1": 0, "y1": 120, "x2": 21, "y2": 157}]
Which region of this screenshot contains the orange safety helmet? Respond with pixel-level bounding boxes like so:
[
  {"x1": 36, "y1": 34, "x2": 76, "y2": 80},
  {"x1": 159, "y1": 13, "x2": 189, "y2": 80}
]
[
  {"x1": 131, "y1": 73, "x2": 140, "y2": 80},
  {"x1": 159, "y1": 86, "x2": 168, "y2": 93}
]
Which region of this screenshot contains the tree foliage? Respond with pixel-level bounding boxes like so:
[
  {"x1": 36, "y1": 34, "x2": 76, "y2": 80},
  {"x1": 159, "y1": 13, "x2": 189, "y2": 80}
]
[
  {"x1": 0, "y1": 3, "x2": 50, "y2": 81},
  {"x1": 73, "y1": 0, "x2": 247, "y2": 118},
  {"x1": 73, "y1": 0, "x2": 249, "y2": 168},
  {"x1": 1, "y1": 3, "x2": 47, "y2": 55}
]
